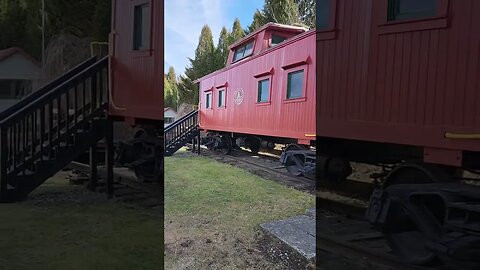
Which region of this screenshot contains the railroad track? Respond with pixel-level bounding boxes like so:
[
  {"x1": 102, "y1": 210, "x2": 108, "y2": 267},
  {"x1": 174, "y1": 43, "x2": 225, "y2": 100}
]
[
  {"x1": 188, "y1": 147, "x2": 316, "y2": 194},
  {"x1": 67, "y1": 162, "x2": 162, "y2": 209},
  {"x1": 316, "y1": 197, "x2": 448, "y2": 270}
]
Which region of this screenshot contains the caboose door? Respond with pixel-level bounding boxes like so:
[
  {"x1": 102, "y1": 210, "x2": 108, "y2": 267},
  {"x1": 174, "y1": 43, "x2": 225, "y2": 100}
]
[{"x1": 109, "y1": 0, "x2": 164, "y2": 122}]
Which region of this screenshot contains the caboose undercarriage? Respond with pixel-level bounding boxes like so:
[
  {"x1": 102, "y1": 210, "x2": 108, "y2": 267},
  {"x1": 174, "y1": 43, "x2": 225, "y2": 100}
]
[
  {"x1": 317, "y1": 136, "x2": 480, "y2": 267},
  {"x1": 201, "y1": 131, "x2": 316, "y2": 179},
  {"x1": 114, "y1": 121, "x2": 164, "y2": 183},
  {"x1": 367, "y1": 167, "x2": 480, "y2": 268}
]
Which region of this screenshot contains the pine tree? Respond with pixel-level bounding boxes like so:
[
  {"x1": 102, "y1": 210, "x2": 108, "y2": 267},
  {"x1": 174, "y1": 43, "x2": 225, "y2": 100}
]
[
  {"x1": 295, "y1": 0, "x2": 315, "y2": 28},
  {"x1": 263, "y1": 0, "x2": 302, "y2": 26},
  {"x1": 229, "y1": 18, "x2": 245, "y2": 44},
  {"x1": 92, "y1": 0, "x2": 111, "y2": 41},
  {"x1": 164, "y1": 66, "x2": 178, "y2": 109},
  {"x1": 177, "y1": 25, "x2": 217, "y2": 105},
  {"x1": 0, "y1": 0, "x2": 27, "y2": 49},
  {"x1": 247, "y1": 9, "x2": 267, "y2": 33},
  {"x1": 166, "y1": 66, "x2": 177, "y2": 84},
  {"x1": 214, "y1": 26, "x2": 231, "y2": 69},
  {"x1": 164, "y1": 76, "x2": 176, "y2": 110}
]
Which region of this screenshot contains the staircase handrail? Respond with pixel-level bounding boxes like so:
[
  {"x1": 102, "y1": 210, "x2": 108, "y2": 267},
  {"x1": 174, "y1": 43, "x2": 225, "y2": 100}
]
[
  {"x1": 0, "y1": 56, "x2": 109, "y2": 127},
  {"x1": 0, "y1": 56, "x2": 98, "y2": 122}
]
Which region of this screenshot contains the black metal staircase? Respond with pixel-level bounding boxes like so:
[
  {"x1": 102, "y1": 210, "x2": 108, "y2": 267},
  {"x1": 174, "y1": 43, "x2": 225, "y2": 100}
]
[
  {"x1": 164, "y1": 110, "x2": 199, "y2": 156},
  {"x1": 0, "y1": 56, "x2": 111, "y2": 202}
]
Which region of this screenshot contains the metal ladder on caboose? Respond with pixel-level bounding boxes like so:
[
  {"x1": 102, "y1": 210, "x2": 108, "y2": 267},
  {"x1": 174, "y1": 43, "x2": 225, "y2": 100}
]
[
  {"x1": 0, "y1": 56, "x2": 113, "y2": 202},
  {"x1": 164, "y1": 110, "x2": 200, "y2": 156}
]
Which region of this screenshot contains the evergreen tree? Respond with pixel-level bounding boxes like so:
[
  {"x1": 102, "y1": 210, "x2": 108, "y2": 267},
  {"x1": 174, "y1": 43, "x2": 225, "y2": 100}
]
[
  {"x1": 263, "y1": 0, "x2": 302, "y2": 26},
  {"x1": 214, "y1": 26, "x2": 231, "y2": 69},
  {"x1": 164, "y1": 76, "x2": 176, "y2": 110},
  {"x1": 177, "y1": 25, "x2": 217, "y2": 105},
  {"x1": 166, "y1": 66, "x2": 177, "y2": 84},
  {"x1": 295, "y1": 0, "x2": 315, "y2": 28},
  {"x1": 0, "y1": 0, "x2": 27, "y2": 49},
  {"x1": 164, "y1": 67, "x2": 178, "y2": 109},
  {"x1": 92, "y1": 0, "x2": 111, "y2": 41},
  {"x1": 229, "y1": 18, "x2": 245, "y2": 44},
  {"x1": 247, "y1": 9, "x2": 267, "y2": 33}
]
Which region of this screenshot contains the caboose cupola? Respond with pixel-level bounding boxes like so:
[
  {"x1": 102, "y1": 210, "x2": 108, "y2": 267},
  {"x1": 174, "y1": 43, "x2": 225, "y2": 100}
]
[{"x1": 226, "y1": 23, "x2": 307, "y2": 67}]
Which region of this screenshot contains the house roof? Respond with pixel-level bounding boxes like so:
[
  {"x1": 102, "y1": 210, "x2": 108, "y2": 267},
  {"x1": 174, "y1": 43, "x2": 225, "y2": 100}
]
[
  {"x1": 164, "y1": 107, "x2": 177, "y2": 113},
  {"x1": 0, "y1": 47, "x2": 41, "y2": 66}
]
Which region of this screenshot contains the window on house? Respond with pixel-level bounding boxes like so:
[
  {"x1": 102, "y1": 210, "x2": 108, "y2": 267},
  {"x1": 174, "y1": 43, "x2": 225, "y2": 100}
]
[
  {"x1": 271, "y1": 35, "x2": 286, "y2": 46},
  {"x1": 317, "y1": 0, "x2": 330, "y2": 30},
  {"x1": 206, "y1": 93, "x2": 212, "y2": 108},
  {"x1": 388, "y1": 0, "x2": 438, "y2": 21},
  {"x1": 257, "y1": 79, "x2": 269, "y2": 103},
  {"x1": 133, "y1": 3, "x2": 151, "y2": 50},
  {"x1": 233, "y1": 41, "x2": 254, "y2": 62},
  {"x1": 218, "y1": 89, "x2": 225, "y2": 107},
  {"x1": 287, "y1": 70, "x2": 304, "y2": 99},
  {"x1": 165, "y1": 117, "x2": 175, "y2": 124}
]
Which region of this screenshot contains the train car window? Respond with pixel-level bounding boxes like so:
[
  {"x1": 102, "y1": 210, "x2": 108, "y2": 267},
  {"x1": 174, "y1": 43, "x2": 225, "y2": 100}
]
[
  {"x1": 233, "y1": 41, "x2": 254, "y2": 62},
  {"x1": 133, "y1": 3, "x2": 151, "y2": 50},
  {"x1": 317, "y1": 0, "x2": 330, "y2": 30},
  {"x1": 257, "y1": 79, "x2": 270, "y2": 103},
  {"x1": 206, "y1": 93, "x2": 212, "y2": 109},
  {"x1": 271, "y1": 35, "x2": 286, "y2": 46},
  {"x1": 287, "y1": 70, "x2": 304, "y2": 99},
  {"x1": 388, "y1": 0, "x2": 437, "y2": 21},
  {"x1": 218, "y1": 89, "x2": 225, "y2": 107}
]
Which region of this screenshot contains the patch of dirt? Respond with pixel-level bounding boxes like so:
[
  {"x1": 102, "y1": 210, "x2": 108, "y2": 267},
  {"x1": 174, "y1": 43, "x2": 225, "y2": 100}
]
[
  {"x1": 165, "y1": 220, "x2": 300, "y2": 270},
  {"x1": 28, "y1": 188, "x2": 107, "y2": 206},
  {"x1": 26, "y1": 172, "x2": 108, "y2": 207}
]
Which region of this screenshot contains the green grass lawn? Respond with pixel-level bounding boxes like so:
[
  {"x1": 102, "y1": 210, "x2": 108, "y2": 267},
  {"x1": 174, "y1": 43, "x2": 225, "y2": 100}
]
[
  {"x1": 165, "y1": 153, "x2": 315, "y2": 269},
  {"x1": 0, "y1": 173, "x2": 163, "y2": 270}
]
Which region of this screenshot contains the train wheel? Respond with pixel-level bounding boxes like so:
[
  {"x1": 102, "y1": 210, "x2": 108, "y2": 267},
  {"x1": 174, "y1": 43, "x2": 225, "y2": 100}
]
[
  {"x1": 205, "y1": 133, "x2": 216, "y2": 151},
  {"x1": 249, "y1": 139, "x2": 260, "y2": 154},
  {"x1": 220, "y1": 134, "x2": 233, "y2": 155},
  {"x1": 284, "y1": 144, "x2": 306, "y2": 176},
  {"x1": 383, "y1": 163, "x2": 451, "y2": 265}
]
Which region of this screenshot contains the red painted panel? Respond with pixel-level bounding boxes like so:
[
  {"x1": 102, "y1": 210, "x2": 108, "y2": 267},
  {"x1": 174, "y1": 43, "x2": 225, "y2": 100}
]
[
  {"x1": 198, "y1": 28, "x2": 316, "y2": 144},
  {"x1": 317, "y1": 0, "x2": 480, "y2": 154},
  {"x1": 109, "y1": 0, "x2": 163, "y2": 122}
]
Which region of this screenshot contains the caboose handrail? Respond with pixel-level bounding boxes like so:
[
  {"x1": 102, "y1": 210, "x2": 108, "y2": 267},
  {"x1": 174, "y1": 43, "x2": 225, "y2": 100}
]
[{"x1": 0, "y1": 56, "x2": 98, "y2": 122}]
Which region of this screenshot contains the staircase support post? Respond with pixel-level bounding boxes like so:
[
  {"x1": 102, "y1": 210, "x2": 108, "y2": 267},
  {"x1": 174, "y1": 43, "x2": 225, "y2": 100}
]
[
  {"x1": 0, "y1": 127, "x2": 7, "y2": 202},
  {"x1": 197, "y1": 130, "x2": 201, "y2": 155},
  {"x1": 87, "y1": 145, "x2": 98, "y2": 191},
  {"x1": 105, "y1": 117, "x2": 114, "y2": 198}
]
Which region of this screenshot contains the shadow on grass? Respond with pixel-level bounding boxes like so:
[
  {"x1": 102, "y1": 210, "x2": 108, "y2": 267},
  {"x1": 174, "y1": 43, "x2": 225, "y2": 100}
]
[{"x1": 0, "y1": 172, "x2": 163, "y2": 270}]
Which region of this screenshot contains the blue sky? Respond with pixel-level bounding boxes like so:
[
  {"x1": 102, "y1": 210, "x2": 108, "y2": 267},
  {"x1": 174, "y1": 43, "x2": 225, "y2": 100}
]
[{"x1": 165, "y1": 0, "x2": 264, "y2": 75}]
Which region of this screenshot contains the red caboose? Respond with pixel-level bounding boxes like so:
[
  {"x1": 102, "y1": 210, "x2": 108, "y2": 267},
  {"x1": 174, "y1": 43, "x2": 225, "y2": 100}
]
[
  {"x1": 316, "y1": 0, "x2": 480, "y2": 172},
  {"x1": 195, "y1": 23, "x2": 316, "y2": 177},
  {"x1": 109, "y1": 0, "x2": 164, "y2": 182},
  {"x1": 316, "y1": 0, "x2": 480, "y2": 265}
]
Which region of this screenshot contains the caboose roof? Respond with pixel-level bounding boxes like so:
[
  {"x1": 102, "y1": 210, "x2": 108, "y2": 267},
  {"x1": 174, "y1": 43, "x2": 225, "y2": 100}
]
[
  {"x1": 228, "y1": 22, "x2": 307, "y2": 50},
  {"x1": 194, "y1": 23, "x2": 311, "y2": 84}
]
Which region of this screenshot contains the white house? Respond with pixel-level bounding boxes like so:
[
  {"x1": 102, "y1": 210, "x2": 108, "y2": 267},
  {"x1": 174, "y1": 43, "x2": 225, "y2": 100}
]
[
  {"x1": 164, "y1": 107, "x2": 177, "y2": 127},
  {"x1": 0, "y1": 47, "x2": 41, "y2": 112}
]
